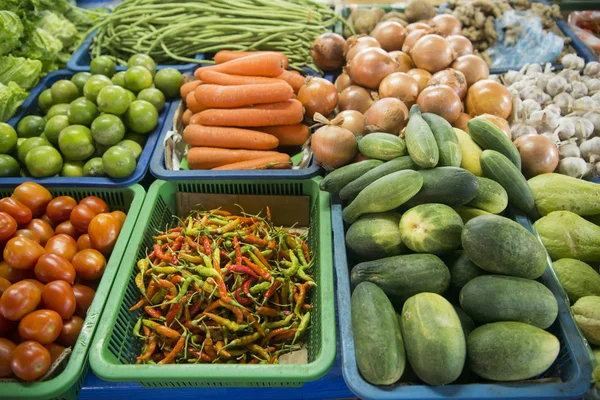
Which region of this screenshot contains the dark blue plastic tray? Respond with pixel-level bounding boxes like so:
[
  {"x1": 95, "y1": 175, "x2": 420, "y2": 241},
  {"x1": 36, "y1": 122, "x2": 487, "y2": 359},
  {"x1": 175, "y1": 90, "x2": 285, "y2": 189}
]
[
  {"x1": 331, "y1": 195, "x2": 593, "y2": 400},
  {"x1": 2, "y1": 69, "x2": 170, "y2": 188}
]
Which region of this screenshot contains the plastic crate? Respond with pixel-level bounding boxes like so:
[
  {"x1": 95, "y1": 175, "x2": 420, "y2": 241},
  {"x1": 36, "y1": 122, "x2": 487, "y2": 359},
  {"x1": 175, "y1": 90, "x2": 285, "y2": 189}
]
[
  {"x1": 3, "y1": 70, "x2": 170, "y2": 188},
  {"x1": 0, "y1": 184, "x2": 145, "y2": 400},
  {"x1": 149, "y1": 103, "x2": 322, "y2": 180},
  {"x1": 331, "y1": 196, "x2": 593, "y2": 400},
  {"x1": 89, "y1": 178, "x2": 335, "y2": 387}
]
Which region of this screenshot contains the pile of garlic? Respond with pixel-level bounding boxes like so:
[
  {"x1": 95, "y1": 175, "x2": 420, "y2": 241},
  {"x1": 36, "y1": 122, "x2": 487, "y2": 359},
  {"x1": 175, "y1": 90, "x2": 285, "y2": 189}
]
[{"x1": 504, "y1": 54, "x2": 600, "y2": 178}]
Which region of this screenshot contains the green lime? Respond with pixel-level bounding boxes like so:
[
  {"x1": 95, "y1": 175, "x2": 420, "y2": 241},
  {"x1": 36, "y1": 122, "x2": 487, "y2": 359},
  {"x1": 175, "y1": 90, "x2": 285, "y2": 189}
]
[
  {"x1": 60, "y1": 161, "x2": 84, "y2": 177},
  {"x1": 97, "y1": 85, "x2": 131, "y2": 115},
  {"x1": 0, "y1": 123, "x2": 18, "y2": 154},
  {"x1": 127, "y1": 54, "x2": 157, "y2": 77},
  {"x1": 44, "y1": 115, "x2": 70, "y2": 146},
  {"x1": 38, "y1": 89, "x2": 54, "y2": 114},
  {"x1": 102, "y1": 146, "x2": 136, "y2": 178},
  {"x1": 46, "y1": 103, "x2": 70, "y2": 119},
  {"x1": 111, "y1": 71, "x2": 126, "y2": 87},
  {"x1": 137, "y1": 88, "x2": 165, "y2": 112},
  {"x1": 91, "y1": 114, "x2": 125, "y2": 146},
  {"x1": 124, "y1": 66, "x2": 153, "y2": 92},
  {"x1": 17, "y1": 116, "x2": 46, "y2": 138},
  {"x1": 18, "y1": 136, "x2": 49, "y2": 164},
  {"x1": 124, "y1": 100, "x2": 158, "y2": 134},
  {"x1": 83, "y1": 157, "x2": 105, "y2": 177},
  {"x1": 83, "y1": 75, "x2": 113, "y2": 104},
  {"x1": 67, "y1": 97, "x2": 99, "y2": 126},
  {"x1": 125, "y1": 90, "x2": 137, "y2": 103},
  {"x1": 154, "y1": 68, "x2": 184, "y2": 98},
  {"x1": 124, "y1": 133, "x2": 147, "y2": 147},
  {"x1": 71, "y1": 72, "x2": 92, "y2": 95},
  {"x1": 0, "y1": 154, "x2": 20, "y2": 177},
  {"x1": 93, "y1": 142, "x2": 112, "y2": 158},
  {"x1": 117, "y1": 139, "x2": 143, "y2": 160},
  {"x1": 50, "y1": 80, "x2": 79, "y2": 104},
  {"x1": 90, "y1": 56, "x2": 116, "y2": 78},
  {"x1": 58, "y1": 125, "x2": 95, "y2": 161},
  {"x1": 16, "y1": 138, "x2": 26, "y2": 147},
  {"x1": 25, "y1": 146, "x2": 63, "y2": 177}
]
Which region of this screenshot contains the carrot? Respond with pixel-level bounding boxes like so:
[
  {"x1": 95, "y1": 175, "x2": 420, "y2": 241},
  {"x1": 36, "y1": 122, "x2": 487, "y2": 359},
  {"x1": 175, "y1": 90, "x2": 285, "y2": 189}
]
[
  {"x1": 214, "y1": 50, "x2": 288, "y2": 69},
  {"x1": 182, "y1": 109, "x2": 193, "y2": 126},
  {"x1": 194, "y1": 53, "x2": 284, "y2": 79},
  {"x1": 195, "y1": 99, "x2": 303, "y2": 127},
  {"x1": 187, "y1": 147, "x2": 281, "y2": 170},
  {"x1": 183, "y1": 125, "x2": 279, "y2": 150},
  {"x1": 212, "y1": 154, "x2": 291, "y2": 170},
  {"x1": 189, "y1": 113, "x2": 203, "y2": 126},
  {"x1": 254, "y1": 124, "x2": 310, "y2": 146},
  {"x1": 180, "y1": 80, "x2": 202, "y2": 99},
  {"x1": 276, "y1": 70, "x2": 306, "y2": 93},
  {"x1": 197, "y1": 70, "x2": 283, "y2": 86},
  {"x1": 186, "y1": 92, "x2": 206, "y2": 113},
  {"x1": 194, "y1": 81, "x2": 293, "y2": 109}
]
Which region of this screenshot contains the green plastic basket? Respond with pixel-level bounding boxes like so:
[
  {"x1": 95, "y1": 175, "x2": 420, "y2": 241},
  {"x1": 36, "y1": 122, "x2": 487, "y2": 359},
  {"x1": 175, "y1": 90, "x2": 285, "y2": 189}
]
[
  {"x1": 0, "y1": 184, "x2": 146, "y2": 400},
  {"x1": 89, "y1": 178, "x2": 335, "y2": 388}
]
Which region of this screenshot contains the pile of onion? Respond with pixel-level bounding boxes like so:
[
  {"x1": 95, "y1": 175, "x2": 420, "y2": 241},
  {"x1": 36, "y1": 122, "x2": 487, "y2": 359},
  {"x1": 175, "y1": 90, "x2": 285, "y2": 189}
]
[
  {"x1": 346, "y1": 47, "x2": 397, "y2": 89},
  {"x1": 297, "y1": 77, "x2": 338, "y2": 118},
  {"x1": 339, "y1": 85, "x2": 373, "y2": 113},
  {"x1": 365, "y1": 97, "x2": 409, "y2": 135},
  {"x1": 402, "y1": 29, "x2": 432, "y2": 53},
  {"x1": 335, "y1": 73, "x2": 353, "y2": 92},
  {"x1": 389, "y1": 51, "x2": 414, "y2": 73},
  {"x1": 344, "y1": 35, "x2": 381, "y2": 62},
  {"x1": 370, "y1": 21, "x2": 406, "y2": 52},
  {"x1": 311, "y1": 33, "x2": 347, "y2": 72},
  {"x1": 379, "y1": 72, "x2": 419, "y2": 107},
  {"x1": 312, "y1": 113, "x2": 358, "y2": 170},
  {"x1": 466, "y1": 80, "x2": 512, "y2": 119},
  {"x1": 429, "y1": 14, "x2": 462, "y2": 37},
  {"x1": 447, "y1": 35, "x2": 473, "y2": 58},
  {"x1": 417, "y1": 85, "x2": 462, "y2": 124},
  {"x1": 478, "y1": 114, "x2": 511, "y2": 139},
  {"x1": 407, "y1": 69, "x2": 432, "y2": 93},
  {"x1": 451, "y1": 55, "x2": 489, "y2": 87},
  {"x1": 514, "y1": 134, "x2": 559, "y2": 178},
  {"x1": 427, "y1": 68, "x2": 467, "y2": 100},
  {"x1": 409, "y1": 35, "x2": 455, "y2": 73},
  {"x1": 334, "y1": 110, "x2": 365, "y2": 135}
]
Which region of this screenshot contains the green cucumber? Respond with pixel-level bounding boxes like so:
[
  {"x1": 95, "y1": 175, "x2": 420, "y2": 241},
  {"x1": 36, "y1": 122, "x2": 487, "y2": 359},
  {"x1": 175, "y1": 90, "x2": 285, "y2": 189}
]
[
  {"x1": 345, "y1": 212, "x2": 404, "y2": 260},
  {"x1": 405, "y1": 105, "x2": 439, "y2": 169},
  {"x1": 468, "y1": 116, "x2": 521, "y2": 169},
  {"x1": 319, "y1": 160, "x2": 383, "y2": 194},
  {"x1": 358, "y1": 132, "x2": 407, "y2": 161},
  {"x1": 422, "y1": 113, "x2": 462, "y2": 167},
  {"x1": 466, "y1": 176, "x2": 508, "y2": 214},
  {"x1": 446, "y1": 250, "x2": 487, "y2": 289},
  {"x1": 404, "y1": 166, "x2": 479, "y2": 207}
]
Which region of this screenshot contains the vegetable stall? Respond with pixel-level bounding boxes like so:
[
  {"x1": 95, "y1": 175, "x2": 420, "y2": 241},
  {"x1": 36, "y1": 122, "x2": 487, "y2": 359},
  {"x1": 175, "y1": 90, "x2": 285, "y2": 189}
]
[{"x1": 0, "y1": 0, "x2": 599, "y2": 399}]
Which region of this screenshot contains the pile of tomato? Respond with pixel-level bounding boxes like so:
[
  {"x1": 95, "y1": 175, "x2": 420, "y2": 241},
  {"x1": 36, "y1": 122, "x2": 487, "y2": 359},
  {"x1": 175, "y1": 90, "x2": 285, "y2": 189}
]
[{"x1": 0, "y1": 182, "x2": 126, "y2": 381}]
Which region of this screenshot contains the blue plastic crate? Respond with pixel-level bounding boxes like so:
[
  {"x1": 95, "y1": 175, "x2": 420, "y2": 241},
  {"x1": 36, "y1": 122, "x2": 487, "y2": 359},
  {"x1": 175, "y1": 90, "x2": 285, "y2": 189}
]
[
  {"x1": 3, "y1": 69, "x2": 170, "y2": 188},
  {"x1": 331, "y1": 196, "x2": 593, "y2": 400}
]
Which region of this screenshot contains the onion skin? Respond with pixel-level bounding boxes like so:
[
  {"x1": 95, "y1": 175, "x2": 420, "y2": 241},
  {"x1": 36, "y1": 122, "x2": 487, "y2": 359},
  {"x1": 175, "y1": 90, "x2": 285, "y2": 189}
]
[
  {"x1": 402, "y1": 29, "x2": 431, "y2": 53},
  {"x1": 416, "y1": 85, "x2": 462, "y2": 124},
  {"x1": 389, "y1": 51, "x2": 414, "y2": 73},
  {"x1": 451, "y1": 55, "x2": 489, "y2": 87},
  {"x1": 371, "y1": 21, "x2": 407, "y2": 52},
  {"x1": 311, "y1": 33, "x2": 346, "y2": 72},
  {"x1": 365, "y1": 97, "x2": 409, "y2": 135},
  {"x1": 335, "y1": 73, "x2": 353, "y2": 92},
  {"x1": 409, "y1": 35, "x2": 455, "y2": 73},
  {"x1": 430, "y1": 14, "x2": 462, "y2": 37},
  {"x1": 479, "y1": 113, "x2": 511, "y2": 140},
  {"x1": 407, "y1": 68, "x2": 432, "y2": 94},
  {"x1": 344, "y1": 35, "x2": 381, "y2": 62},
  {"x1": 406, "y1": 22, "x2": 432, "y2": 34},
  {"x1": 379, "y1": 72, "x2": 419, "y2": 107},
  {"x1": 311, "y1": 125, "x2": 357, "y2": 171},
  {"x1": 514, "y1": 134, "x2": 559, "y2": 178},
  {"x1": 339, "y1": 85, "x2": 373, "y2": 114},
  {"x1": 297, "y1": 77, "x2": 338, "y2": 118},
  {"x1": 453, "y1": 112, "x2": 471, "y2": 131},
  {"x1": 336, "y1": 110, "x2": 366, "y2": 135},
  {"x1": 347, "y1": 47, "x2": 397, "y2": 90},
  {"x1": 427, "y1": 68, "x2": 467, "y2": 100},
  {"x1": 447, "y1": 35, "x2": 473, "y2": 58},
  {"x1": 466, "y1": 80, "x2": 512, "y2": 119}
]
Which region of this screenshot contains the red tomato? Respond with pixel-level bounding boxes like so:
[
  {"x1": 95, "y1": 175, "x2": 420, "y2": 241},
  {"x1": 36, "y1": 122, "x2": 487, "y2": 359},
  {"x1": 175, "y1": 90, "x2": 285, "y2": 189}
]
[
  {"x1": 44, "y1": 234, "x2": 78, "y2": 262},
  {"x1": 0, "y1": 212, "x2": 17, "y2": 242},
  {"x1": 110, "y1": 210, "x2": 126, "y2": 227},
  {"x1": 71, "y1": 249, "x2": 106, "y2": 281},
  {"x1": 34, "y1": 254, "x2": 76, "y2": 284},
  {"x1": 0, "y1": 338, "x2": 16, "y2": 378},
  {"x1": 88, "y1": 213, "x2": 121, "y2": 254},
  {"x1": 76, "y1": 234, "x2": 92, "y2": 251},
  {"x1": 14, "y1": 229, "x2": 41, "y2": 244},
  {"x1": 25, "y1": 219, "x2": 54, "y2": 246},
  {"x1": 70, "y1": 205, "x2": 96, "y2": 233},
  {"x1": 41, "y1": 281, "x2": 75, "y2": 319},
  {"x1": 20, "y1": 279, "x2": 45, "y2": 293},
  {"x1": 43, "y1": 342, "x2": 65, "y2": 364},
  {"x1": 0, "y1": 315, "x2": 16, "y2": 336},
  {"x1": 0, "y1": 277, "x2": 12, "y2": 296},
  {"x1": 3, "y1": 237, "x2": 46, "y2": 270},
  {"x1": 54, "y1": 221, "x2": 81, "y2": 239},
  {"x1": 0, "y1": 281, "x2": 41, "y2": 321},
  {"x1": 40, "y1": 214, "x2": 56, "y2": 229},
  {"x1": 79, "y1": 196, "x2": 109, "y2": 214},
  {"x1": 0, "y1": 261, "x2": 32, "y2": 283},
  {"x1": 12, "y1": 183, "x2": 53, "y2": 217},
  {"x1": 57, "y1": 315, "x2": 83, "y2": 347},
  {"x1": 0, "y1": 198, "x2": 32, "y2": 225},
  {"x1": 72, "y1": 284, "x2": 95, "y2": 317},
  {"x1": 11, "y1": 341, "x2": 51, "y2": 381},
  {"x1": 45, "y1": 196, "x2": 77, "y2": 224},
  {"x1": 18, "y1": 309, "x2": 63, "y2": 344}
]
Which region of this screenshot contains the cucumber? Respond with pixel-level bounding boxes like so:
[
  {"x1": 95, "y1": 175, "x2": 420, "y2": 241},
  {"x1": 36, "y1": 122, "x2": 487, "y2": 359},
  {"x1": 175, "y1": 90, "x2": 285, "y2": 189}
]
[
  {"x1": 405, "y1": 105, "x2": 439, "y2": 169},
  {"x1": 453, "y1": 305, "x2": 476, "y2": 337},
  {"x1": 342, "y1": 169, "x2": 423, "y2": 223},
  {"x1": 319, "y1": 160, "x2": 383, "y2": 194},
  {"x1": 404, "y1": 167, "x2": 479, "y2": 208},
  {"x1": 339, "y1": 156, "x2": 418, "y2": 202},
  {"x1": 400, "y1": 204, "x2": 464, "y2": 255},
  {"x1": 480, "y1": 150, "x2": 536, "y2": 217},
  {"x1": 453, "y1": 206, "x2": 492, "y2": 224},
  {"x1": 446, "y1": 250, "x2": 487, "y2": 289},
  {"x1": 422, "y1": 113, "x2": 462, "y2": 167},
  {"x1": 346, "y1": 212, "x2": 404, "y2": 260},
  {"x1": 466, "y1": 176, "x2": 508, "y2": 214},
  {"x1": 468, "y1": 116, "x2": 521, "y2": 169},
  {"x1": 358, "y1": 132, "x2": 407, "y2": 161}
]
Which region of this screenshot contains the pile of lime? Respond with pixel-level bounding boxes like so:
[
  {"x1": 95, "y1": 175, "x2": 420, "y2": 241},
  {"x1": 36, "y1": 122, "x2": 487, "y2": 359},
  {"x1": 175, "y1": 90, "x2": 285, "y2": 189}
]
[{"x1": 0, "y1": 54, "x2": 184, "y2": 179}]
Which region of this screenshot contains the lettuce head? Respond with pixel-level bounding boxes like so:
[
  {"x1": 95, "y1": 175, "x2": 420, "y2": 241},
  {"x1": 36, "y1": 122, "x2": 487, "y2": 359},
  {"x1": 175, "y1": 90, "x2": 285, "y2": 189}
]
[
  {"x1": 0, "y1": 56, "x2": 42, "y2": 90},
  {"x1": 0, "y1": 81, "x2": 28, "y2": 122},
  {"x1": 0, "y1": 10, "x2": 24, "y2": 56}
]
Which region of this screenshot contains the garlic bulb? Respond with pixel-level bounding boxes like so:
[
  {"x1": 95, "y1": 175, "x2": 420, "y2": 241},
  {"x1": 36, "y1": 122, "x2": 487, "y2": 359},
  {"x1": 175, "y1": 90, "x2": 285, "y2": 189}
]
[
  {"x1": 510, "y1": 122, "x2": 537, "y2": 140},
  {"x1": 504, "y1": 70, "x2": 524, "y2": 86},
  {"x1": 546, "y1": 76, "x2": 570, "y2": 97},
  {"x1": 522, "y1": 98, "x2": 542, "y2": 118},
  {"x1": 512, "y1": 79, "x2": 534, "y2": 93},
  {"x1": 558, "y1": 139, "x2": 581, "y2": 158},
  {"x1": 553, "y1": 92, "x2": 574, "y2": 115},
  {"x1": 558, "y1": 69, "x2": 581, "y2": 82},
  {"x1": 526, "y1": 64, "x2": 543, "y2": 76},
  {"x1": 584, "y1": 61, "x2": 600, "y2": 78},
  {"x1": 528, "y1": 109, "x2": 560, "y2": 133},
  {"x1": 558, "y1": 157, "x2": 588, "y2": 177},
  {"x1": 591, "y1": 91, "x2": 600, "y2": 103},
  {"x1": 541, "y1": 131, "x2": 561, "y2": 145},
  {"x1": 562, "y1": 54, "x2": 585, "y2": 71},
  {"x1": 570, "y1": 81, "x2": 588, "y2": 99},
  {"x1": 554, "y1": 117, "x2": 576, "y2": 140},
  {"x1": 587, "y1": 79, "x2": 600, "y2": 94},
  {"x1": 584, "y1": 111, "x2": 600, "y2": 134},
  {"x1": 573, "y1": 96, "x2": 596, "y2": 114},
  {"x1": 580, "y1": 137, "x2": 600, "y2": 161},
  {"x1": 544, "y1": 104, "x2": 561, "y2": 116},
  {"x1": 573, "y1": 117, "x2": 594, "y2": 141},
  {"x1": 536, "y1": 73, "x2": 551, "y2": 91},
  {"x1": 520, "y1": 86, "x2": 546, "y2": 104}
]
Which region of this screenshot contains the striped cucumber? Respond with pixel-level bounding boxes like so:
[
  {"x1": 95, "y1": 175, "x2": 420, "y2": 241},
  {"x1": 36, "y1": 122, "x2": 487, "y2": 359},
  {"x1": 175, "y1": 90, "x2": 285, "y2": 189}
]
[
  {"x1": 468, "y1": 117, "x2": 521, "y2": 170},
  {"x1": 319, "y1": 160, "x2": 383, "y2": 194},
  {"x1": 405, "y1": 105, "x2": 439, "y2": 169},
  {"x1": 358, "y1": 133, "x2": 407, "y2": 161},
  {"x1": 422, "y1": 113, "x2": 462, "y2": 167}
]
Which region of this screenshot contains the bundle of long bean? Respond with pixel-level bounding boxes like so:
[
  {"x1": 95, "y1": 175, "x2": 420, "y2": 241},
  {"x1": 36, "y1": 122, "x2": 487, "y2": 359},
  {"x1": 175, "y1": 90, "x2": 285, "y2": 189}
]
[
  {"x1": 83, "y1": 0, "x2": 347, "y2": 71},
  {"x1": 131, "y1": 207, "x2": 315, "y2": 365}
]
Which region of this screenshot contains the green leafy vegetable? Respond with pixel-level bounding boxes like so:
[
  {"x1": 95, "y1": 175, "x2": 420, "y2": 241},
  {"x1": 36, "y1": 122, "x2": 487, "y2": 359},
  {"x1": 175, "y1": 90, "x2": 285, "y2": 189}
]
[
  {"x1": 0, "y1": 11, "x2": 24, "y2": 56},
  {"x1": 39, "y1": 12, "x2": 78, "y2": 48},
  {"x1": 0, "y1": 81, "x2": 28, "y2": 122},
  {"x1": 0, "y1": 56, "x2": 42, "y2": 90}
]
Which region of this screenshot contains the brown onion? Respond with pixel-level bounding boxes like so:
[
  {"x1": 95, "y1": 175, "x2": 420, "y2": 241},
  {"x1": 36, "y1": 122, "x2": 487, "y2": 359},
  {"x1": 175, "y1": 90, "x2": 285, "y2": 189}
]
[
  {"x1": 427, "y1": 68, "x2": 467, "y2": 100},
  {"x1": 379, "y1": 72, "x2": 419, "y2": 107},
  {"x1": 409, "y1": 35, "x2": 455, "y2": 73},
  {"x1": 447, "y1": 35, "x2": 474, "y2": 58},
  {"x1": 514, "y1": 134, "x2": 559, "y2": 178},
  {"x1": 297, "y1": 77, "x2": 338, "y2": 118},
  {"x1": 364, "y1": 98, "x2": 409, "y2": 135},
  {"x1": 451, "y1": 55, "x2": 489, "y2": 87},
  {"x1": 388, "y1": 51, "x2": 414, "y2": 72},
  {"x1": 430, "y1": 14, "x2": 462, "y2": 37},
  {"x1": 407, "y1": 68, "x2": 432, "y2": 94},
  {"x1": 402, "y1": 29, "x2": 431, "y2": 53},
  {"x1": 416, "y1": 85, "x2": 462, "y2": 123},
  {"x1": 311, "y1": 124, "x2": 357, "y2": 171},
  {"x1": 311, "y1": 33, "x2": 346, "y2": 72},
  {"x1": 478, "y1": 114, "x2": 511, "y2": 140},
  {"x1": 347, "y1": 47, "x2": 397, "y2": 90},
  {"x1": 335, "y1": 110, "x2": 366, "y2": 135},
  {"x1": 466, "y1": 80, "x2": 512, "y2": 119},
  {"x1": 371, "y1": 21, "x2": 407, "y2": 52},
  {"x1": 344, "y1": 35, "x2": 381, "y2": 62},
  {"x1": 406, "y1": 22, "x2": 432, "y2": 34},
  {"x1": 453, "y1": 113, "x2": 471, "y2": 131},
  {"x1": 339, "y1": 85, "x2": 373, "y2": 114},
  {"x1": 335, "y1": 73, "x2": 353, "y2": 92}
]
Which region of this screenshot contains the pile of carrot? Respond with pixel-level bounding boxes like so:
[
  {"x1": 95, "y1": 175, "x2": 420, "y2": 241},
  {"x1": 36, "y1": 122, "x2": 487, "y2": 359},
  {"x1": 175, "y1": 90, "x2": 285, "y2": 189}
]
[{"x1": 179, "y1": 51, "x2": 312, "y2": 171}]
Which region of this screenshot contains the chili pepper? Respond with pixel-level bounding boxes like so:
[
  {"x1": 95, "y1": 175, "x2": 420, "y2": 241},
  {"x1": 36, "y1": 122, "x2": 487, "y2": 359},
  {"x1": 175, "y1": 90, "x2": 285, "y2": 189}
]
[
  {"x1": 215, "y1": 341, "x2": 232, "y2": 358},
  {"x1": 285, "y1": 235, "x2": 297, "y2": 251},
  {"x1": 265, "y1": 313, "x2": 294, "y2": 329},
  {"x1": 143, "y1": 320, "x2": 181, "y2": 339},
  {"x1": 189, "y1": 300, "x2": 204, "y2": 317},
  {"x1": 166, "y1": 295, "x2": 187, "y2": 325},
  {"x1": 151, "y1": 288, "x2": 167, "y2": 305},
  {"x1": 212, "y1": 219, "x2": 239, "y2": 235},
  {"x1": 152, "y1": 266, "x2": 180, "y2": 274},
  {"x1": 210, "y1": 209, "x2": 232, "y2": 217},
  {"x1": 133, "y1": 316, "x2": 143, "y2": 338},
  {"x1": 285, "y1": 251, "x2": 300, "y2": 278},
  {"x1": 273, "y1": 329, "x2": 297, "y2": 342},
  {"x1": 225, "y1": 332, "x2": 262, "y2": 348},
  {"x1": 297, "y1": 265, "x2": 313, "y2": 282},
  {"x1": 203, "y1": 313, "x2": 240, "y2": 332},
  {"x1": 293, "y1": 312, "x2": 310, "y2": 344},
  {"x1": 242, "y1": 277, "x2": 256, "y2": 296},
  {"x1": 137, "y1": 327, "x2": 157, "y2": 363},
  {"x1": 169, "y1": 227, "x2": 184, "y2": 233},
  {"x1": 264, "y1": 280, "x2": 281, "y2": 299},
  {"x1": 204, "y1": 337, "x2": 216, "y2": 360},
  {"x1": 251, "y1": 321, "x2": 265, "y2": 337},
  {"x1": 242, "y1": 257, "x2": 272, "y2": 281},
  {"x1": 242, "y1": 234, "x2": 268, "y2": 246},
  {"x1": 171, "y1": 275, "x2": 185, "y2": 284},
  {"x1": 233, "y1": 237, "x2": 242, "y2": 265},
  {"x1": 247, "y1": 343, "x2": 270, "y2": 360},
  {"x1": 294, "y1": 281, "x2": 316, "y2": 317},
  {"x1": 266, "y1": 206, "x2": 271, "y2": 222},
  {"x1": 203, "y1": 299, "x2": 221, "y2": 314},
  {"x1": 260, "y1": 327, "x2": 286, "y2": 346},
  {"x1": 158, "y1": 335, "x2": 186, "y2": 364},
  {"x1": 301, "y1": 241, "x2": 311, "y2": 263},
  {"x1": 136, "y1": 259, "x2": 149, "y2": 293},
  {"x1": 235, "y1": 288, "x2": 253, "y2": 307},
  {"x1": 149, "y1": 251, "x2": 156, "y2": 261},
  {"x1": 272, "y1": 292, "x2": 280, "y2": 312},
  {"x1": 280, "y1": 277, "x2": 290, "y2": 309},
  {"x1": 200, "y1": 273, "x2": 230, "y2": 302},
  {"x1": 201, "y1": 236, "x2": 211, "y2": 256},
  {"x1": 187, "y1": 347, "x2": 213, "y2": 362},
  {"x1": 162, "y1": 277, "x2": 193, "y2": 306},
  {"x1": 212, "y1": 247, "x2": 222, "y2": 275},
  {"x1": 295, "y1": 244, "x2": 308, "y2": 268},
  {"x1": 171, "y1": 236, "x2": 184, "y2": 251},
  {"x1": 269, "y1": 356, "x2": 278, "y2": 364},
  {"x1": 179, "y1": 253, "x2": 203, "y2": 264},
  {"x1": 157, "y1": 279, "x2": 177, "y2": 298},
  {"x1": 278, "y1": 249, "x2": 290, "y2": 261},
  {"x1": 154, "y1": 244, "x2": 171, "y2": 261},
  {"x1": 130, "y1": 297, "x2": 146, "y2": 312},
  {"x1": 249, "y1": 281, "x2": 271, "y2": 295},
  {"x1": 256, "y1": 306, "x2": 277, "y2": 317},
  {"x1": 219, "y1": 300, "x2": 244, "y2": 323},
  {"x1": 228, "y1": 265, "x2": 260, "y2": 279},
  {"x1": 145, "y1": 280, "x2": 158, "y2": 301},
  {"x1": 153, "y1": 232, "x2": 181, "y2": 241},
  {"x1": 144, "y1": 306, "x2": 162, "y2": 319}
]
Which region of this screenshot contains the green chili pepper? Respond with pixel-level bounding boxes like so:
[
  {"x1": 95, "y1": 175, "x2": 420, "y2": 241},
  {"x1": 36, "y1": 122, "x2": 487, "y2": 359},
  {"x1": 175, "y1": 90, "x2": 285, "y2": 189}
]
[
  {"x1": 151, "y1": 288, "x2": 167, "y2": 304},
  {"x1": 293, "y1": 312, "x2": 310, "y2": 344},
  {"x1": 265, "y1": 313, "x2": 294, "y2": 329},
  {"x1": 295, "y1": 246, "x2": 308, "y2": 267},
  {"x1": 297, "y1": 265, "x2": 313, "y2": 282},
  {"x1": 200, "y1": 253, "x2": 213, "y2": 269},
  {"x1": 225, "y1": 332, "x2": 262, "y2": 348},
  {"x1": 163, "y1": 277, "x2": 193, "y2": 305},
  {"x1": 284, "y1": 250, "x2": 300, "y2": 277},
  {"x1": 152, "y1": 266, "x2": 179, "y2": 274},
  {"x1": 249, "y1": 281, "x2": 271, "y2": 295},
  {"x1": 227, "y1": 245, "x2": 252, "y2": 260},
  {"x1": 133, "y1": 316, "x2": 143, "y2": 338},
  {"x1": 196, "y1": 266, "x2": 220, "y2": 278}
]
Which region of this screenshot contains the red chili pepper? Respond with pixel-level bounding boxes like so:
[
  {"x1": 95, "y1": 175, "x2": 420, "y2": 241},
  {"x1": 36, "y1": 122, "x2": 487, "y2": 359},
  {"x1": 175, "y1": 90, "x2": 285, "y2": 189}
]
[
  {"x1": 233, "y1": 237, "x2": 242, "y2": 265},
  {"x1": 264, "y1": 280, "x2": 281, "y2": 299},
  {"x1": 202, "y1": 236, "x2": 211, "y2": 256},
  {"x1": 158, "y1": 336, "x2": 186, "y2": 364},
  {"x1": 301, "y1": 241, "x2": 311, "y2": 263},
  {"x1": 157, "y1": 279, "x2": 177, "y2": 298},
  {"x1": 168, "y1": 227, "x2": 183, "y2": 233},
  {"x1": 256, "y1": 306, "x2": 277, "y2": 317},
  {"x1": 278, "y1": 250, "x2": 290, "y2": 261},
  {"x1": 166, "y1": 295, "x2": 187, "y2": 325},
  {"x1": 242, "y1": 257, "x2": 272, "y2": 281},
  {"x1": 144, "y1": 306, "x2": 162, "y2": 318},
  {"x1": 130, "y1": 298, "x2": 145, "y2": 311},
  {"x1": 220, "y1": 249, "x2": 230, "y2": 260},
  {"x1": 154, "y1": 244, "x2": 171, "y2": 261},
  {"x1": 260, "y1": 327, "x2": 285, "y2": 346},
  {"x1": 204, "y1": 299, "x2": 222, "y2": 314},
  {"x1": 171, "y1": 275, "x2": 185, "y2": 284},
  {"x1": 187, "y1": 347, "x2": 212, "y2": 362},
  {"x1": 186, "y1": 236, "x2": 201, "y2": 252},
  {"x1": 228, "y1": 264, "x2": 260, "y2": 279},
  {"x1": 235, "y1": 288, "x2": 253, "y2": 306},
  {"x1": 242, "y1": 277, "x2": 257, "y2": 296},
  {"x1": 149, "y1": 250, "x2": 157, "y2": 260},
  {"x1": 242, "y1": 234, "x2": 268, "y2": 246},
  {"x1": 273, "y1": 329, "x2": 297, "y2": 342},
  {"x1": 213, "y1": 275, "x2": 231, "y2": 303},
  {"x1": 219, "y1": 300, "x2": 244, "y2": 323},
  {"x1": 189, "y1": 300, "x2": 204, "y2": 317},
  {"x1": 210, "y1": 209, "x2": 232, "y2": 216},
  {"x1": 171, "y1": 236, "x2": 184, "y2": 252}
]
